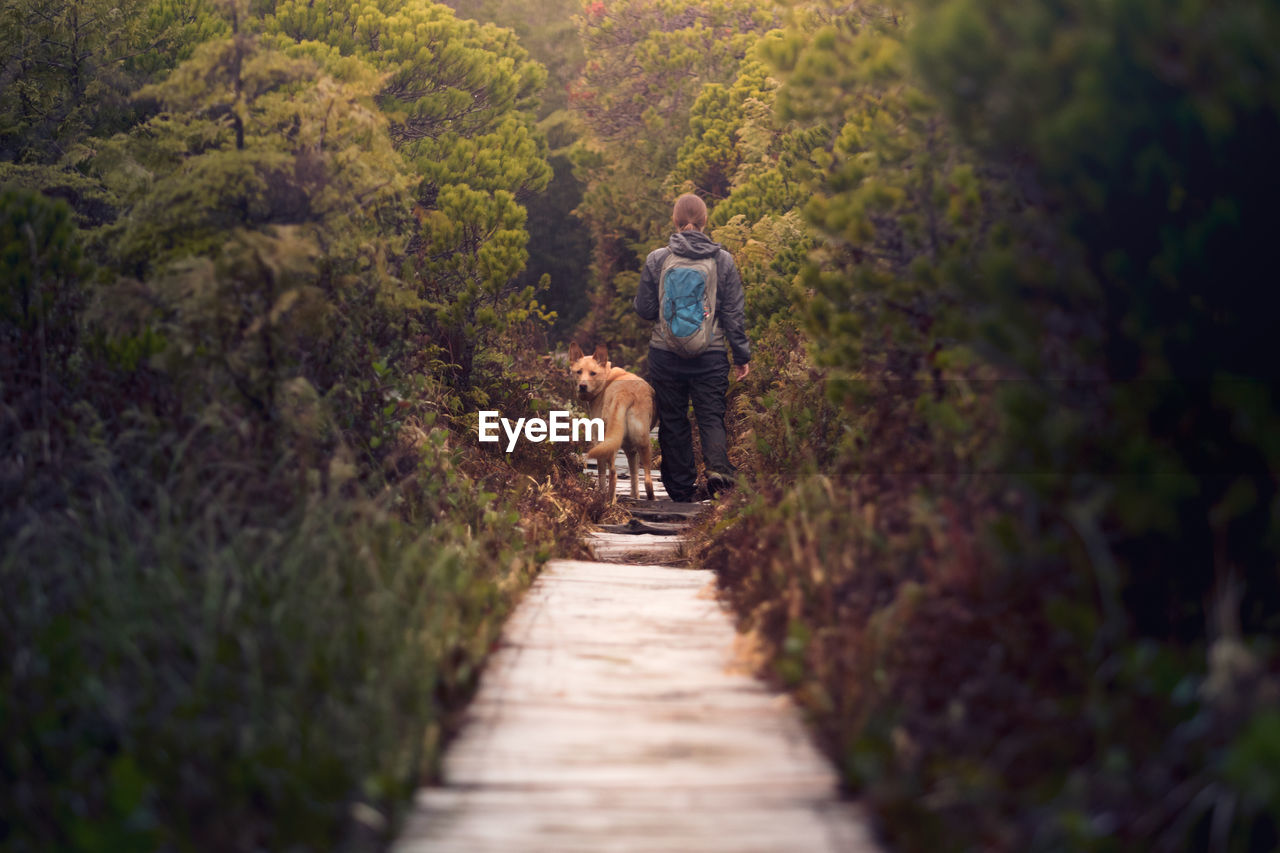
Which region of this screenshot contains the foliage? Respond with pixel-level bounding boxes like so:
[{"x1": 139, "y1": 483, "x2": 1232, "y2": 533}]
[
  {"x1": 442, "y1": 0, "x2": 584, "y2": 115},
  {"x1": 258, "y1": 0, "x2": 553, "y2": 389},
  {"x1": 420, "y1": 0, "x2": 596, "y2": 341},
  {"x1": 568, "y1": 0, "x2": 774, "y2": 359},
  {"x1": 912, "y1": 0, "x2": 1280, "y2": 640},
  {"x1": 1, "y1": 189, "x2": 86, "y2": 365},
  {"x1": 8, "y1": 0, "x2": 1280, "y2": 848},
  {"x1": 516, "y1": 147, "x2": 595, "y2": 339},
  {"x1": 3, "y1": 453, "x2": 534, "y2": 852},
  {"x1": 0, "y1": 0, "x2": 226, "y2": 162},
  {"x1": 0, "y1": 1, "x2": 588, "y2": 850},
  {"x1": 681, "y1": 0, "x2": 1280, "y2": 851}
]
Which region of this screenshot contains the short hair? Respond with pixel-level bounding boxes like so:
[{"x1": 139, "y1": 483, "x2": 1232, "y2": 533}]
[{"x1": 672, "y1": 193, "x2": 708, "y2": 231}]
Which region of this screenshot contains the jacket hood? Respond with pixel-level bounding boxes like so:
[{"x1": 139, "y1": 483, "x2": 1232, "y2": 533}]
[{"x1": 667, "y1": 229, "x2": 721, "y2": 259}]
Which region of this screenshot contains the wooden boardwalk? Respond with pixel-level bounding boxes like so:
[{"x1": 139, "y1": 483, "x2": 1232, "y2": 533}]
[{"x1": 391, "y1": 451, "x2": 881, "y2": 852}]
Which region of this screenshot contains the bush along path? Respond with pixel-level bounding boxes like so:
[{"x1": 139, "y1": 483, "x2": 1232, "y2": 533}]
[{"x1": 390, "y1": 444, "x2": 881, "y2": 852}]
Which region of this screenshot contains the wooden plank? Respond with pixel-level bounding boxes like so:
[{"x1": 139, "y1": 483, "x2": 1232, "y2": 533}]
[
  {"x1": 390, "y1": 559, "x2": 882, "y2": 853},
  {"x1": 621, "y1": 498, "x2": 706, "y2": 513},
  {"x1": 597, "y1": 519, "x2": 686, "y2": 536},
  {"x1": 587, "y1": 532, "x2": 685, "y2": 563},
  {"x1": 396, "y1": 790, "x2": 875, "y2": 853},
  {"x1": 584, "y1": 460, "x2": 670, "y2": 502},
  {"x1": 624, "y1": 505, "x2": 708, "y2": 524}
]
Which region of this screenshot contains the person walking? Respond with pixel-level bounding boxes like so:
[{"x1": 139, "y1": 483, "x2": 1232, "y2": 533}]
[{"x1": 634, "y1": 193, "x2": 750, "y2": 502}]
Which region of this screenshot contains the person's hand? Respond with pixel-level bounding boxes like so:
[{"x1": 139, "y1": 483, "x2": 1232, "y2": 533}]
[{"x1": 733, "y1": 362, "x2": 750, "y2": 381}]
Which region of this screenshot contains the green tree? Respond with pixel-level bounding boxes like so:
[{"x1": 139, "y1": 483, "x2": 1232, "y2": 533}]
[
  {"x1": 694, "y1": 1, "x2": 1280, "y2": 850},
  {"x1": 442, "y1": 0, "x2": 584, "y2": 115},
  {"x1": 260, "y1": 0, "x2": 552, "y2": 389},
  {"x1": 432, "y1": 0, "x2": 596, "y2": 341},
  {"x1": 911, "y1": 0, "x2": 1280, "y2": 623},
  {"x1": 0, "y1": 3, "x2": 578, "y2": 851},
  {"x1": 88, "y1": 13, "x2": 412, "y2": 433},
  {"x1": 0, "y1": 0, "x2": 225, "y2": 161},
  {"x1": 569, "y1": 0, "x2": 773, "y2": 354},
  {"x1": 907, "y1": 2, "x2": 1280, "y2": 840}
]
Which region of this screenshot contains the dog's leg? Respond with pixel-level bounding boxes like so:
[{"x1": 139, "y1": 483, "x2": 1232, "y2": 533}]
[
  {"x1": 640, "y1": 436, "x2": 655, "y2": 500},
  {"x1": 607, "y1": 453, "x2": 618, "y2": 504},
  {"x1": 625, "y1": 447, "x2": 639, "y2": 500}
]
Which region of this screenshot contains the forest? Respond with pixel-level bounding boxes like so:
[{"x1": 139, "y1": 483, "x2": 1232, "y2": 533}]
[{"x1": 2, "y1": 0, "x2": 1278, "y2": 850}]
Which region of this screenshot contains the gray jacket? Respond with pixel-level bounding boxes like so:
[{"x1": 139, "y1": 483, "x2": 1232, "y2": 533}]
[{"x1": 633, "y1": 230, "x2": 751, "y2": 364}]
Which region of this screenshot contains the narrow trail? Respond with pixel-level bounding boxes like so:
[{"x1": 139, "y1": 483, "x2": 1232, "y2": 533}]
[{"x1": 391, "y1": 447, "x2": 881, "y2": 852}]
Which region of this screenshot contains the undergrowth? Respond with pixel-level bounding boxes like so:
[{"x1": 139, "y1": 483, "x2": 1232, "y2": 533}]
[
  {"x1": 695, "y1": 331, "x2": 1280, "y2": 852},
  {"x1": 0, "y1": 185, "x2": 596, "y2": 851}
]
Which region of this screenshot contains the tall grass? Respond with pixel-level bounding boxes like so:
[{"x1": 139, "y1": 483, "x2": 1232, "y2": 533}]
[{"x1": 2, "y1": 420, "x2": 538, "y2": 851}]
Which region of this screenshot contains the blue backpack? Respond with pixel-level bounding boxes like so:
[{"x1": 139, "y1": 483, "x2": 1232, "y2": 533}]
[{"x1": 656, "y1": 251, "x2": 718, "y2": 357}]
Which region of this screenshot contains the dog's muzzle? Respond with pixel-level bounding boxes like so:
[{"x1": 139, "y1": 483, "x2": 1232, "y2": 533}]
[{"x1": 578, "y1": 385, "x2": 588, "y2": 396}]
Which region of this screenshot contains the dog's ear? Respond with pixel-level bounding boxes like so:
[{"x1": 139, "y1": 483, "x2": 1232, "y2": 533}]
[
  {"x1": 568, "y1": 341, "x2": 583, "y2": 361},
  {"x1": 593, "y1": 343, "x2": 609, "y2": 367}
]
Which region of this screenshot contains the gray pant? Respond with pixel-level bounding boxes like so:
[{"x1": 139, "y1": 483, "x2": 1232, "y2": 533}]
[{"x1": 647, "y1": 346, "x2": 734, "y2": 502}]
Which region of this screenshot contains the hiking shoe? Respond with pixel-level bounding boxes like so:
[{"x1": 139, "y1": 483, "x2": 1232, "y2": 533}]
[{"x1": 706, "y1": 472, "x2": 734, "y2": 499}]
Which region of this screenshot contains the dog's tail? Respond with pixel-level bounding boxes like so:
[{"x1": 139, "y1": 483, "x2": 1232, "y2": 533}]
[{"x1": 587, "y1": 408, "x2": 627, "y2": 463}]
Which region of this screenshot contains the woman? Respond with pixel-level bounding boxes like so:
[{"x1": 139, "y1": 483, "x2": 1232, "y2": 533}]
[{"x1": 633, "y1": 193, "x2": 751, "y2": 501}]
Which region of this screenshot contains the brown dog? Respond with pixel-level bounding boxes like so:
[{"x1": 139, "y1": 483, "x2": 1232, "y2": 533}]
[{"x1": 568, "y1": 342, "x2": 656, "y2": 501}]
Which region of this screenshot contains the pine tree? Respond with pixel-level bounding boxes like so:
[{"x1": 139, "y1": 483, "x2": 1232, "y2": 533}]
[
  {"x1": 0, "y1": 0, "x2": 224, "y2": 161},
  {"x1": 261, "y1": 0, "x2": 552, "y2": 388},
  {"x1": 89, "y1": 7, "x2": 412, "y2": 422}
]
